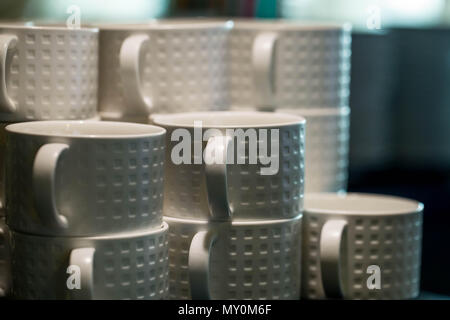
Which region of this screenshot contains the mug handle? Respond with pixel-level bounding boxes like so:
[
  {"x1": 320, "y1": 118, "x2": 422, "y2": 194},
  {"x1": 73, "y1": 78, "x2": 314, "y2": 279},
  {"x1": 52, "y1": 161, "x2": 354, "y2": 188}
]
[
  {"x1": 119, "y1": 34, "x2": 152, "y2": 115},
  {"x1": 204, "y1": 135, "x2": 232, "y2": 221},
  {"x1": 0, "y1": 34, "x2": 18, "y2": 113},
  {"x1": 188, "y1": 230, "x2": 216, "y2": 300},
  {"x1": 32, "y1": 143, "x2": 70, "y2": 230},
  {"x1": 252, "y1": 32, "x2": 278, "y2": 108},
  {"x1": 0, "y1": 220, "x2": 11, "y2": 297},
  {"x1": 69, "y1": 247, "x2": 95, "y2": 299},
  {"x1": 320, "y1": 219, "x2": 348, "y2": 298}
]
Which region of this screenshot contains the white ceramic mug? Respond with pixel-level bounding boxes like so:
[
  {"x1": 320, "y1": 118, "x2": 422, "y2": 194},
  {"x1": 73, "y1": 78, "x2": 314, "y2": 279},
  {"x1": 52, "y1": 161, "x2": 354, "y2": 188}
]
[
  {"x1": 0, "y1": 217, "x2": 10, "y2": 297},
  {"x1": 0, "y1": 23, "x2": 98, "y2": 121},
  {"x1": 0, "y1": 117, "x2": 100, "y2": 216},
  {"x1": 97, "y1": 20, "x2": 231, "y2": 120},
  {"x1": 5, "y1": 120, "x2": 166, "y2": 236},
  {"x1": 164, "y1": 215, "x2": 301, "y2": 300},
  {"x1": 10, "y1": 222, "x2": 169, "y2": 300},
  {"x1": 302, "y1": 193, "x2": 423, "y2": 300},
  {"x1": 277, "y1": 107, "x2": 350, "y2": 193},
  {"x1": 152, "y1": 111, "x2": 305, "y2": 221},
  {"x1": 229, "y1": 20, "x2": 351, "y2": 110}
]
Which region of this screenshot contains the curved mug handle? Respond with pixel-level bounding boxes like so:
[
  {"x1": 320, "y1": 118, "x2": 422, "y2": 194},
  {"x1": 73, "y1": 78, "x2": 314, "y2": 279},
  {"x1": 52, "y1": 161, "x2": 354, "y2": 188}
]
[
  {"x1": 0, "y1": 34, "x2": 18, "y2": 113},
  {"x1": 119, "y1": 34, "x2": 152, "y2": 115},
  {"x1": 320, "y1": 219, "x2": 348, "y2": 299},
  {"x1": 204, "y1": 135, "x2": 232, "y2": 221},
  {"x1": 188, "y1": 230, "x2": 216, "y2": 300},
  {"x1": 32, "y1": 143, "x2": 70, "y2": 230},
  {"x1": 68, "y1": 247, "x2": 95, "y2": 300},
  {"x1": 252, "y1": 32, "x2": 278, "y2": 109}
]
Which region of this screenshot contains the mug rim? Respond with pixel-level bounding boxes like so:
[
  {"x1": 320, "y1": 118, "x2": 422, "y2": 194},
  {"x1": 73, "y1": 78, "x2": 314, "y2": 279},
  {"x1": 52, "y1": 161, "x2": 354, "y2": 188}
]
[
  {"x1": 151, "y1": 111, "x2": 305, "y2": 129},
  {"x1": 10, "y1": 221, "x2": 169, "y2": 241},
  {"x1": 94, "y1": 19, "x2": 233, "y2": 31},
  {"x1": 0, "y1": 22, "x2": 98, "y2": 32},
  {"x1": 232, "y1": 18, "x2": 351, "y2": 31},
  {"x1": 5, "y1": 120, "x2": 166, "y2": 139},
  {"x1": 277, "y1": 106, "x2": 351, "y2": 117},
  {"x1": 163, "y1": 215, "x2": 302, "y2": 226},
  {"x1": 304, "y1": 192, "x2": 424, "y2": 216}
]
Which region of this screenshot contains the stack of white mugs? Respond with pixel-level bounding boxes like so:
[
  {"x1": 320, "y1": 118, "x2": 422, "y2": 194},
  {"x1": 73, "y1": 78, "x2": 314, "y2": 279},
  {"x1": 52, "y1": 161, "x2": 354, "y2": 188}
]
[{"x1": 0, "y1": 19, "x2": 423, "y2": 300}]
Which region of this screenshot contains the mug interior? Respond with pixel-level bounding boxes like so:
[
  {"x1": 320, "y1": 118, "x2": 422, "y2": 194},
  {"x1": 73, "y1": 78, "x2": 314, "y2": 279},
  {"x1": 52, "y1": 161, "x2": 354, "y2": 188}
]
[
  {"x1": 305, "y1": 193, "x2": 423, "y2": 215},
  {"x1": 6, "y1": 121, "x2": 165, "y2": 138},
  {"x1": 152, "y1": 111, "x2": 304, "y2": 128}
]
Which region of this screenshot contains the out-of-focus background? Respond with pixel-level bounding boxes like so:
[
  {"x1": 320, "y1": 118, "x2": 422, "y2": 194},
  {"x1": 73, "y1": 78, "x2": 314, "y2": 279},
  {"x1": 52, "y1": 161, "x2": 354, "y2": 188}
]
[{"x1": 1, "y1": 0, "x2": 449, "y2": 297}]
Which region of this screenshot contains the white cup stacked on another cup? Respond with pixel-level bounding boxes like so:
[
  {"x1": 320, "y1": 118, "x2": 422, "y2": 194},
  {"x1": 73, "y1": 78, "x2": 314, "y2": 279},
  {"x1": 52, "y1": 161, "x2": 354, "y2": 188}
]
[
  {"x1": 152, "y1": 111, "x2": 305, "y2": 299},
  {"x1": 4, "y1": 121, "x2": 170, "y2": 299},
  {"x1": 228, "y1": 19, "x2": 352, "y2": 194},
  {"x1": 0, "y1": 22, "x2": 100, "y2": 298}
]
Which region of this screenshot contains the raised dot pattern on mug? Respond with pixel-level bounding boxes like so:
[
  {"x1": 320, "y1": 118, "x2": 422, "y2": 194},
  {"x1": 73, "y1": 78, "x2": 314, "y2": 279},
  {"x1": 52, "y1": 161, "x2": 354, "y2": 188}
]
[
  {"x1": 163, "y1": 124, "x2": 305, "y2": 220},
  {"x1": 142, "y1": 29, "x2": 229, "y2": 113},
  {"x1": 5, "y1": 28, "x2": 98, "y2": 120},
  {"x1": 229, "y1": 27, "x2": 351, "y2": 108},
  {"x1": 304, "y1": 111, "x2": 350, "y2": 193},
  {"x1": 227, "y1": 124, "x2": 305, "y2": 219},
  {"x1": 10, "y1": 230, "x2": 170, "y2": 299},
  {"x1": 302, "y1": 213, "x2": 422, "y2": 299},
  {"x1": 6, "y1": 133, "x2": 165, "y2": 236},
  {"x1": 99, "y1": 27, "x2": 229, "y2": 116},
  {"x1": 167, "y1": 218, "x2": 301, "y2": 300}
]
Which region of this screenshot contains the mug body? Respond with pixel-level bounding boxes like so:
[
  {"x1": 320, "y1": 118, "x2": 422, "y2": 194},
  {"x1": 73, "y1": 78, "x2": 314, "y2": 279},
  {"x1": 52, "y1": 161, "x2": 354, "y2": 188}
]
[
  {"x1": 97, "y1": 21, "x2": 231, "y2": 119},
  {"x1": 0, "y1": 24, "x2": 98, "y2": 121},
  {"x1": 10, "y1": 223, "x2": 169, "y2": 300},
  {"x1": 165, "y1": 215, "x2": 301, "y2": 300},
  {"x1": 5, "y1": 120, "x2": 166, "y2": 236},
  {"x1": 152, "y1": 111, "x2": 305, "y2": 220},
  {"x1": 230, "y1": 20, "x2": 351, "y2": 109},
  {"x1": 277, "y1": 107, "x2": 350, "y2": 193},
  {"x1": 0, "y1": 122, "x2": 9, "y2": 215},
  {"x1": 302, "y1": 193, "x2": 423, "y2": 299}
]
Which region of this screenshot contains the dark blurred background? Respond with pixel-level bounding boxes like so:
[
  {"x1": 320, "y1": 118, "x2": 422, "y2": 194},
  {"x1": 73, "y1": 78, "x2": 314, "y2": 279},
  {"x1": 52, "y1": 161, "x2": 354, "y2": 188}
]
[{"x1": 1, "y1": 0, "x2": 449, "y2": 297}]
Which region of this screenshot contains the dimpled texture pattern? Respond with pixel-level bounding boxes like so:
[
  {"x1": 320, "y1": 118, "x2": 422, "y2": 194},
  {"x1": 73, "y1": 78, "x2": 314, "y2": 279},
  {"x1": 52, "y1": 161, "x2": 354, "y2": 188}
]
[
  {"x1": 165, "y1": 216, "x2": 301, "y2": 300},
  {"x1": 1, "y1": 28, "x2": 98, "y2": 121},
  {"x1": 0, "y1": 218, "x2": 10, "y2": 297},
  {"x1": 303, "y1": 110, "x2": 349, "y2": 193},
  {"x1": 10, "y1": 227, "x2": 169, "y2": 299},
  {"x1": 302, "y1": 212, "x2": 422, "y2": 299},
  {"x1": 6, "y1": 132, "x2": 165, "y2": 236},
  {"x1": 280, "y1": 108, "x2": 350, "y2": 193},
  {"x1": 162, "y1": 123, "x2": 305, "y2": 220},
  {"x1": 229, "y1": 26, "x2": 351, "y2": 108},
  {"x1": 98, "y1": 26, "x2": 230, "y2": 117}
]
